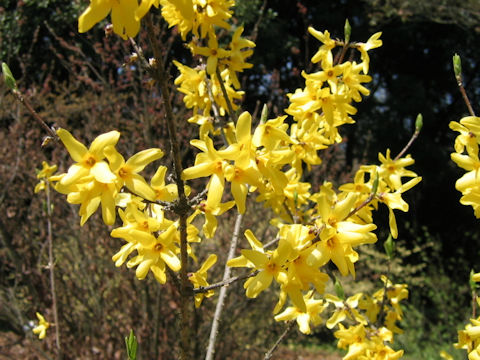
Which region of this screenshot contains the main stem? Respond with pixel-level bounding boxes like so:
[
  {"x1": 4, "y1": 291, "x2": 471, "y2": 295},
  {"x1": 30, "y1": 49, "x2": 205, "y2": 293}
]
[
  {"x1": 205, "y1": 212, "x2": 243, "y2": 360},
  {"x1": 46, "y1": 182, "x2": 61, "y2": 358},
  {"x1": 145, "y1": 14, "x2": 191, "y2": 360}
]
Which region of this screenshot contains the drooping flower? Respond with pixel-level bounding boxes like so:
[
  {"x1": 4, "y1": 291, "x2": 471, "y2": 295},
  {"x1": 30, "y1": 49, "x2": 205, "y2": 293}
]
[{"x1": 32, "y1": 312, "x2": 50, "y2": 340}]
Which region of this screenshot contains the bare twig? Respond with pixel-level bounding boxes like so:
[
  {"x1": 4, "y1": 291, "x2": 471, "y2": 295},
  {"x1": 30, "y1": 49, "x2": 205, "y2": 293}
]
[
  {"x1": 455, "y1": 72, "x2": 476, "y2": 117},
  {"x1": 11, "y1": 89, "x2": 58, "y2": 141},
  {"x1": 264, "y1": 321, "x2": 296, "y2": 360},
  {"x1": 193, "y1": 269, "x2": 258, "y2": 294},
  {"x1": 394, "y1": 128, "x2": 420, "y2": 161},
  {"x1": 205, "y1": 212, "x2": 243, "y2": 360},
  {"x1": 45, "y1": 181, "x2": 62, "y2": 357}
]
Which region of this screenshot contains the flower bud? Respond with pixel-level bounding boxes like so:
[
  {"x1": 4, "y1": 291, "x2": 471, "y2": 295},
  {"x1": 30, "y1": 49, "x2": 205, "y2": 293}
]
[
  {"x1": 452, "y1": 53, "x2": 462, "y2": 79},
  {"x1": 344, "y1": 19, "x2": 351, "y2": 44},
  {"x1": 415, "y1": 113, "x2": 423, "y2": 132},
  {"x1": 2, "y1": 62, "x2": 17, "y2": 90}
]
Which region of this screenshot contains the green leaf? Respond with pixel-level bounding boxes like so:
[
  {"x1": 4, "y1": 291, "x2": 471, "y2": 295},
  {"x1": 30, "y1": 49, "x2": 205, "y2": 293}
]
[
  {"x1": 2, "y1": 62, "x2": 17, "y2": 90},
  {"x1": 125, "y1": 329, "x2": 138, "y2": 360},
  {"x1": 372, "y1": 172, "x2": 379, "y2": 195}
]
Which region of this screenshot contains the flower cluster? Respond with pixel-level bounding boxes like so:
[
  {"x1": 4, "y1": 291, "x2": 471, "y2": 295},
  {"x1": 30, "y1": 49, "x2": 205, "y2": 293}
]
[
  {"x1": 454, "y1": 272, "x2": 480, "y2": 359},
  {"x1": 329, "y1": 277, "x2": 407, "y2": 359},
  {"x1": 450, "y1": 116, "x2": 480, "y2": 217}
]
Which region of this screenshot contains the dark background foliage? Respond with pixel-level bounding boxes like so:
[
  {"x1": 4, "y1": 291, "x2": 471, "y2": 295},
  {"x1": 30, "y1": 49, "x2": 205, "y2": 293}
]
[{"x1": 1, "y1": 0, "x2": 479, "y2": 358}]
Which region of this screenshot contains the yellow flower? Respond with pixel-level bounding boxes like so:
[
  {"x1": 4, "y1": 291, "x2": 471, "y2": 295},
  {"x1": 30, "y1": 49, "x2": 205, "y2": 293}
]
[
  {"x1": 224, "y1": 26, "x2": 256, "y2": 88},
  {"x1": 189, "y1": 254, "x2": 217, "y2": 307},
  {"x1": 57, "y1": 128, "x2": 119, "y2": 186},
  {"x1": 325, "y1": 293, "x2": 366, "y2": 329},
  {"x1": 32, "y1": 312, "x2": 50, "y2": 340},
  {"x1": 104, "y1": 145, "x2": 163, "y2": 201},
  {"x1": 189, "y1": 34, "x2": 230, "y2": 75},
  {"x1": 228, "y1": 229, "x2": 293, "y2": 298},
  {"x1": 356, "y1": 32, "x2": 382, "y2": 73},
  {"x1": 126, "y1": 223, "x2": 181, "y2": 283},
  {"x1": 191, "y1": 0, "x2": 234, "y2": 39},
  {"x1": 308, "y1": 27, "x2": 336, "y2": 67},
  {"x1": 274, "y1": 292, "x2": 327, "y2": 334},
  {"x1": 378, "y1": 149, "x2": 417, "y2": 191},
  {"x1": 151, "y1": 166, "x2": 182, "y2": 202},
  {"x1": 311, "y1": 189, "x2": 377, "y2": 276},
  {"x1": 78, "y1": 0, "x2": 140, "y2": 39},
  {"x1": 55, "y1": 128, "x2": 120, "y2": 225},
  {"x1": 34, "y1": 161, "x2": 58, "y2": 193}
]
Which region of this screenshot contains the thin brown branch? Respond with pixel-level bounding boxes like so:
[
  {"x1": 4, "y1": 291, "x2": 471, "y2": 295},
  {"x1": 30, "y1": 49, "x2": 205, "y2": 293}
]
[
  {"x1": 194, "y1": 269, "x2": 259, "y2": 294},
  {"x1": 394, "y1": 128, "x2": 420, "y2": 161},
  {"x1": 263, "y1": 320, "x2": 296, "y2": 360},
  {"x1": 11, "y1": 89, "x2": 58, "y2": 141},
  {"x1": 456, "y1": 74, "x2": 476, "y2": 117}
]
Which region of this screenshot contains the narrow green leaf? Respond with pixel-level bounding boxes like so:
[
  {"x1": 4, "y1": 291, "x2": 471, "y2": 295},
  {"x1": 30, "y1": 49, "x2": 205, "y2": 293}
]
[
  {"x1": 334, "y1": 277, "x2": 345, "y2": 300},
  {"x1": 125, "y1": 329, "x2": 138, "y2": 360},
  {"x1": 384, "y1": 234, "x2": 394, "y2": 259}
]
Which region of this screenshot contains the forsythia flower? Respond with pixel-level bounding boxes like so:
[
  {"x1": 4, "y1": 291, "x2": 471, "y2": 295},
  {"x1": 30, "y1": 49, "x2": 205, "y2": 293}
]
[
  {"x1": 274, "y1": 292, "x2": 328, "y2": 334},
  {"x1": 189, "y1": 254, "x2": 217, "y2": 307},
  {"x1": 32, "y1": 312, "x2": 50, "y2": 340},
  {"x1": 54, "y1": 128, "x2": 120, "y2": 225},
  {"x1": 34, "y1": 161, "x2": 57, "y2": 193}
]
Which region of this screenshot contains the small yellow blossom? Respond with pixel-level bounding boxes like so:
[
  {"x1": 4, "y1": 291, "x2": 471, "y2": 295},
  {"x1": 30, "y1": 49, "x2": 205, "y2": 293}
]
[
  {"x1": 34, "y1": 161, "x2": 58, "y2": 193},
  {"x1": 32, "y1": 312, "x2": 50, "y2": 340},
  {"x1": 189, "y1": 254, "x2": 217, "y2": 307}
]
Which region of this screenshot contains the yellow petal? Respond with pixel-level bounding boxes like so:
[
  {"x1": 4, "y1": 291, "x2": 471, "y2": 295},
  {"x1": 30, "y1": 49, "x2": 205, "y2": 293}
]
[
  {"x1": 91, "y1": 161, "x2": 117, "y2": 183},
  {"x1": 78, "y1": 0, "x2": 111, "y2": 33},
  {"x1": 57, "y1": 128, "x2": 88, "y2": 162},
  {"x1": 136, "y1": 259, "x2": 154, "y2": 280},
  {"x1": 110, "y1": 0, "x2": 140, "y2": 39},
  {"x1": 160, "y1": 249, "x2": 181, "y2": 271},
  {"x1": 89, "y1": 130, "x2": 120, "y2": 157},
  {"x1": 125, "y1": 148, "x2": 164, "y2": 172},
  {"x1": 126, "y1": 174, "x2": 156, "y2": 200}
]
